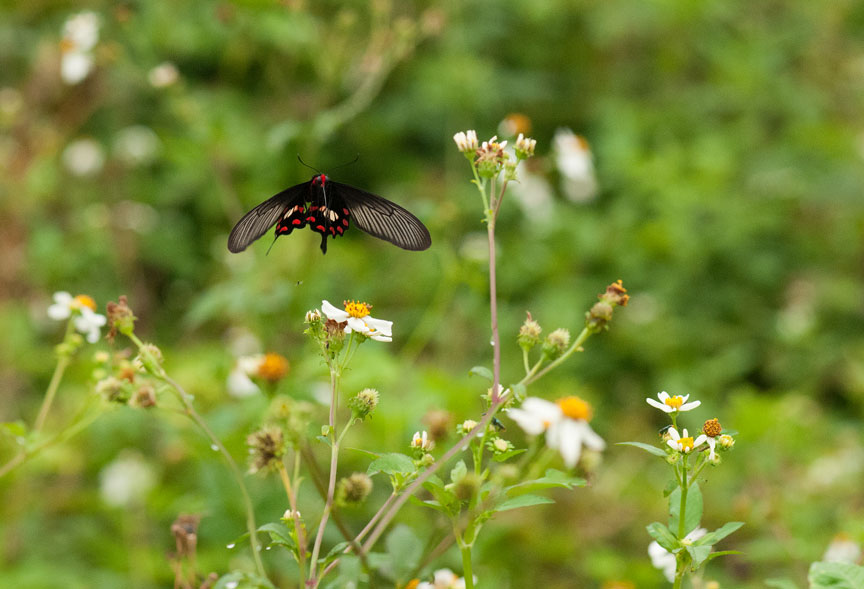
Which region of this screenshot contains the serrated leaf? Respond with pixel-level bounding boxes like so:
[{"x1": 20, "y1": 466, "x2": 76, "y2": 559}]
[
  {"x1": 494, "y1": 494, "x2": 555, "y2": 512},
  {"x1": 469, "y1": 366, "x2": 493, "y2": 381},
  {"x1": 669, "y1": 483, "x2": 702, "y2": 537},
  {"x1": 646, "y1": 522, "x2": 679, "y2": 552},
  {"x1": 386, "y1": 525, "x2": 422, "y2": 582},
  {"x1": 505, "y1": 468, "x2": 586, "y2": 497},
  {"x1": 367, "y1": 453, "x2": 416, "y2": 477},
  {"x1": 808, "y1": 561, "x2": 864, "y2": 588},
  {"x1": 692, "y1": 521, "x2": 744, "y2": 547},
  {"x1": 617, "y1": 441, "x2": 668, "y2": 457}
]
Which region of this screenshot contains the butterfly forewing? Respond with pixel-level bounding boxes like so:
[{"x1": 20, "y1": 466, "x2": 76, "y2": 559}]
[
  {"x1": 333, "y1": 181, "x2": 432, "y2": 251},
  {"x1": 227, "y1": 184, "x2": 306, "y2": 253}
]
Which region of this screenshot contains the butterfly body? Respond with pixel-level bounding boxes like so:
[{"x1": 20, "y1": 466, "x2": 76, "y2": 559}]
[{"x1": 228, "y1": 173, "x2": 430, "y2": 254}]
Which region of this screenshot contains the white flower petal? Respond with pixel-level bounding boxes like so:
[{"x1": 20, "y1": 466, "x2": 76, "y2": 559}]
[
  {"x1": 646, "y1": 398, "x2": 673, "y2": 413},
  {"x1": 507, "y1": 397, "x2": 561, "y2": 436},
  {"x1": 346, "y1": 316, "x2": 368, "y2": 333},
  {"x1": 321, "y1": 300, "x2": 349, "y2": 322},
  {"x1": 575, "y1": 420, "x2": 606, "y2": 451},
  {"x1": 648, "y1": 541, "x2": 676, "y2": 582},
  {"x1": 61, "y1": 51, "x2": 93, "y2": 85},
  {"x1": 679, "y1": 400, "x2": 701, "y2": 412},
  {"x1": 547, "y1": 419, "x2": 583, "y2": 468},
  {"x1": 227, "y1": 368, "x2": 261, "y2": 398},
  {"x1": 364, "y1": 316, "x2": 393, "y2": 337}
]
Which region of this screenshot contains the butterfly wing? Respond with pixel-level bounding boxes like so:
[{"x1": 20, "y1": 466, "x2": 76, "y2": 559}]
[
  {"x1": 227, "y1": 182, "x2": 308, "y2": 253},
  {"x1": 331, "y1": 181, "x2": 431, "y2": 251}
]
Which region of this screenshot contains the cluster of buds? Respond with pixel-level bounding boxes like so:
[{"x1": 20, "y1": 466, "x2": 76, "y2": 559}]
[
  {"x1": 657, "y1": 414, "x2": 736, "y2": 466},
  {"x1": 586, "y1": 280, "x2": 629, "y2": 334},
  {"x1": 453, "y1": 128, "x2": 537, "y2": 182},
  {"x1": 475, "y1": 135, "x2": 510, "y2": 179},
  {"x1": 246, "y1": 426, "x2": 286, "y2": 473},
  {"x1": 486, "y1": 436, "x2": 514, "y2": 456},
  {"x1": 348, "y1": 388, "x2": 379, "y2": 421},
  {"x1": 93, "y1": 350, "x2": 159, "y2": 408},
  {"x1": 133, "y1": 342, "x2": 164, "y2": 377},
  {"x1": 336, "y1": 472, "x2": 373, "y2": 506}
]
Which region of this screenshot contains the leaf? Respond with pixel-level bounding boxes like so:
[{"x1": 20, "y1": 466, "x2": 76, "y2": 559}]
[
  {"x1": 509, "y1": 383, "x2": 527, "y2": 402},
  {"x1": 325, "y1": 554, "x2": 361, "y2": 589},
  {"x1": 320, "y1": 541, "x2": 349, "y2": 566},
  {"x1": 686, "y1": 543, "x2": 713, "y2": 567},
  {"x1": 494, "y1": 494, "x2": 555, "y2": 512},
  {"x1": 646, "y1": 522, "x2": 679, "y2": 552},
  {"x1": 256, "y1": 522, "x2": 295, "y2": 549},
  {"x1": 617, "y1": 441, "x2": 668, "y2": 457},
  {"x1": 692, "y1": 521, "x2": 744, "y2": 547},
  {"x1": 808, "y1": 561, "x2": 864, "y2": 589},
  {"x1": 386, "y1": 525, "x2": 422, "y2": 582},
  {"x1": 706, "y1": 550, "x2": 741, "y2": 562},
  {"x1": 505, "y1": 469, "x2": 586, "y2": 497},
  {"x1": 469, "y1": 366, "x2": 493, "y2": 381},
  {"x1": 668, "y1": 483, "x2": 703, "y2": 538},
  {"x1": 450, "y1": 460, "x2": 467, "y2": 484},
  {"x1": 493, "y1": 448, "x2": 527, "y2": 462},
  {"x1": 0, "y1": 421, "x2": 27, "y2": 441},
  {"x1": 367, "y1": 453, "x2": 416, "y2": 477}
]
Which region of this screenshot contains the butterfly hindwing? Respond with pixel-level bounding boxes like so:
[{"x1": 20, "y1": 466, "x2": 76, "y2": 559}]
[
  {"x1": 227, "y1": 183, "x2": 308, "y2": 253},
  {"x1": 331, "y1": 181, "x2": 432, "y2": 251}
]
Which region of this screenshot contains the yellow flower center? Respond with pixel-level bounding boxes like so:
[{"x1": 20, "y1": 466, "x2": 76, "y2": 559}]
[
  {"x1": 664, "y1": 395, "x2": 685, "y2": 409},
  {"x1": 679, "y1": 437, "x2": 695, "y2": 451},
  {"x1": 556, "y1": 396, "x2": 593, "y2": 421},
  {"x1": 257, "y1": 353, "x2": 289, "y2": 382},
  {"x1": 74, "y1": 294, "x2": 97, "y2": 311},
  {"x1": 343, "y1": 300, "x2": 371, "y2": 319}
]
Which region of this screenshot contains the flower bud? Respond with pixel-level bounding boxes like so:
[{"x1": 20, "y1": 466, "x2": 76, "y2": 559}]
[
  {"x1": 600, "y1": 280, "x2": 629, "y2": 307},
  {"x1": 518, "y1": 312, "x2": 542, "y2": 350},
  {"x1": 514, "y1": 133, "x2": 537, "y2": 159},
  {"x1": 718, "y1": 434, "x2": 735, "y2": 449},
  {"x1": 131, "y1": 383, "x2": 157, "y2": 408},
  {"x1": 349, "y1": 388, "x2": 379, "y2": 420},
  {"x1": 585, "y1": 301, "x2": 614, "y2": 334},
  {"x1": 458, "y1": 419, "x2": 478, "y2": 435},
  {"x1": 336, "y1": 472, "x2": 373, "y2": 506},
  {"x1": 452, "y1": 472, "x2": 480, "y2": 501},
  {"x1": 305, "y1": 309, "x2": 321, "y2": 323},
  {"x1": 543, "y1": 328, "x2": 571, "y2": 359},
  {"x1": 133, "y1": 343, "x2": 164, "y2": 376},
  {"x1": 106, "y1": 295, "x2": 136, "y2": 341},
  {"x1": 96, "y1": 376, "x2": 130, "y2": 403},
  {"x1": 487, "y1": 437, "x2": 513, "y2": 455}
]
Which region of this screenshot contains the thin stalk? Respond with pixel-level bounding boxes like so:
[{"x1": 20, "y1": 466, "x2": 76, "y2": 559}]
[
  {"x1": 308, "y1": 366, "x2": 341, "y2": 586},
  {"x1": 524, "y1": 327, "x2": 591, "y2": 385},
  {"x1": 460, "y1": 541, "x2": 475, "y2": 589},
  {"x1": 278, "y1": 463, "x2": 306, "y2": 588},
  {"x1": 33, "y1": 321, "x2": 75, "y2": 431}
]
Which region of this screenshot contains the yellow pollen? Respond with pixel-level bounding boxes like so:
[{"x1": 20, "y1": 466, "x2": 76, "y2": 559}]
[
  {"x1": 664, "y1": 396, "x2": 685, "y2": 409},
  {"x1": 74, "y1": 294, "x2": 97, "y2": 311},
  {"x1": 556, "y1": 396, "x2": 593, "y2": 421},
  {"x1": 343, "y1": 300, "x2": 371, "y2": 319},
  {"x1": 680, "y1": 437, "x2": 695, "y2": 451}
]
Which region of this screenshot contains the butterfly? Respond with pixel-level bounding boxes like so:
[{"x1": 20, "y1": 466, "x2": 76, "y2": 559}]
[{"x1": 227, "y1": 174, "x2": 431, "y2": 254}]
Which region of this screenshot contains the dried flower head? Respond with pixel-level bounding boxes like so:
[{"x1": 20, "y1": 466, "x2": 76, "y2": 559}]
[
  {"x1": 106, "y1": 295, "x2": 136, "y2": 341},
  {"x1": 349, "y1": 388, "x2": 380, "y2": 420},
  {"x1": 600, "y1": 279, "x2": 629, "y2": 307},
  {"x1": 702, "y1": 418, "x2": 722, "y2": 437},
  {"x1": 247, "y1": 426, "x2": 285, "y2": 473},
  {"x1": 171, "y1": 514, "x2": 201, "y2": 559},
  {"x1": 422, "y1": 409, "x2": 452, "y2": 442},
  {"x1": 336, "y1": 472, "x2": 373, "y2": 505},
  {"x1": 131, "y1": 384, "x2": 157, "y2": 408}
]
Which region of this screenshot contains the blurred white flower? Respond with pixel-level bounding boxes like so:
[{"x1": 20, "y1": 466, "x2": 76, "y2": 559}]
[
  {"x1": 226, "y1": 359, "x2": 261, "y2": 398},
  {"x1": 99, "y1": 451, "x2": 156, "y2": 508},
  {"x1": 410, "y1": 430, "x2": 434, "y2": 452},
  {"x1": 48, "y1": 291, "x2": 106, "y2": 343},
  {"x1": 666, "y1": 427, "x2": 707, "y2": 454},
  {"x1": 62, "y1": 138, "x2": 105, "y2": 176},
  {"x1": 648, "y1": 528, "x2": 706, "y2": 582},
  {"x1": 823, "y1": 534, "x2": 862, "y2": 564},
  {"x1": 417, "y1": 568, "x2": 470, "y2": 589},
  {"x1": 553, "y1": 128, "x2": 597, "y2": 202},
  {"x1": 321, "y1": 300, "x2": 392, "y2": 342},
  {"x1": 60, "y1": 12, "x2": 100, "y2": 85},
  {"x1": 511, "y1": 171, "x2": 555, "y2": 224},
  {"x1": 114, "y1": 125, "x2": 160, "y2": 166},
  {"x1": 507, "y1": 396, "x2": 605, "y2": 468},
  {"x1": 646, "y1": 391, "x2": 701, "y2": 414},
  {"x1": 148, "y1": 61, "x2": 179, "y2": 88}
]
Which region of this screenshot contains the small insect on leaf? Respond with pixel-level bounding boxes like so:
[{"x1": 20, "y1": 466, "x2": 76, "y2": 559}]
[{"x1": 227, "y1": 172, "x2": 432, "y2": 255}]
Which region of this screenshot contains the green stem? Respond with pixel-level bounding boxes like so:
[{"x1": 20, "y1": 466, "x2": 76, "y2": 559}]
[
  {"x1": 460, "y1": 541, "x2": 475, "y2": 589},
  {"x1": 33, "y1": 321, "x2": 76, "y2": 432},
  {"x1": 523, "y1": 327, "x2": 591, "y2": 386},
  {"x1": 677, "y1": 454, "x2": 689, "y2": 539}
]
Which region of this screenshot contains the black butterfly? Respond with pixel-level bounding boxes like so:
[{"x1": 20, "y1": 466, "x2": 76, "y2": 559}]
[{"x1": 228, "y1": 174, "x2": 431, "y2": 254}]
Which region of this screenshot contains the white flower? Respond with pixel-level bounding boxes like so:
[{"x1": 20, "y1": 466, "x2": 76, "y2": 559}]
[
  {"x1": 553, "y1": 127, "x2": 597, "y2": 202},
  {"x1": 226, "y1": 362, "x2": 261, "y2": 398},
  {"x1": 823, "y1": 534, "x2": 862, "y2": 564},
  {"x1": 148, "y1": 61, "x2": 179, "y2": 88},
  {"x1": 648, "y1": 528, "x2": 706, "y2": 582},
  {"x1": 416, "y1": 568, "x2": 469, "y2": 589},
  {"x1": 62, "y1": 138, "x2": 105, "y2": 176},
  {"x1": 411, "y1": 430, "x2": 434, "y2": 451},
  {"x1": 114, "y1": 125, "x2": 160, "y2": 166},
  {"x1": 507, "y1": 396, "x2": 605, "y2": 468},
  {"x1": 321, "y1": 300, "x2": 392, "y2": 342},
  {"x1": 453, "y1": 130, "x2": 478, "y2": 153},
  {"x1": 666, "y1": 427, "x2": 707, "y2": 454},
  {"x1": 60, "y1": 12, "x2": 100, "y2": 85},
  {"x1": 646, "y1": 391, "x2": 701, "y2": 414},
  {"x1": 99, "y1": 450, "x2": 156, "y2": 508},
  {"x1": 48, "y1": 291, "x2": 106, "y2": 343}
]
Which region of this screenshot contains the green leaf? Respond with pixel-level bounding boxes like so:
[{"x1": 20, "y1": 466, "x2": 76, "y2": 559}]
[
  {"x1": 706, "y1": 550, "x2": 741, "y2": 562},
  {"x1": 692, "y1": 521, "x2": 744, "y2": 547},
  {"x1": 256, "y1": 522, "x2": 295, "y2": 549},
  {"x1": 509, "y1": 383, "x2": 527, "y2": 402},
  {"x1": 326, "y1": 554, "x2": 361, "y2": 588},
  {"x1": 450, "y1": 460, "x2": 467, "y2": 484},
  {"x1": 320, "y1": 541, "x2": 349, "y2": 565},
  {"x1": 386, "y1": 525, "x2": 422, "y2": 582},
  {"x1": 617, "y1": 441, "x2": 668, "y2": 457},
  {"x1": 214, "y1": 571, "x2": 277, "y2": 589},
  {"x1": 367, "y1": 453, "x2": 416, "y2": 477},
  {"x1": 669, "y1": 483, "x2": 703, "y2": 537},
  {"x1": 505, "y1": 468, "x2": 586, "y2": 497},
  {"x1": 686, "y1": 543, "x2": 713, "y2": 567},
  {"x1": 493, "y1": 448, "x2": 527, "y2": 462},
  {"x1": 646, "y1": 522, "x2": 679, "y2": 552},
  {"x1": 0, "y1": 421, "x2": 27, "y2": 440},
  {"x1": 469, "y1": 366, "x2": 493, "y2": 381},
  {"x1": 494, "y1": 494, "x2": 555, "y2": 512},
  {"x1": 808, "y1": 561, "x2": 864, "y2": 588}
]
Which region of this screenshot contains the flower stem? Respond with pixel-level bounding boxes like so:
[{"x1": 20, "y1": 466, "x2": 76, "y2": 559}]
[
  {"x1": 460, "y1": 541, "x2": 475, "y2": 589},
  {"x1": 33, "y1": 323, "x2": 75, "y2": 432},
  {"x1": 278, "y1": 463, "x2": 306, "y2": 587},
  {"x1": 523, "y1": 327, "x2": 591, "y2": 386}
]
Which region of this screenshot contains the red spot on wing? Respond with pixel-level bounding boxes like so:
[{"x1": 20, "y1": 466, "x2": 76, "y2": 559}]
[
  {"x1": 342, "y1": 208, "x2": 350, "y2": 215},
  {"x1": 315, "y1": 225, "x2": 325, "y2": 232},
  {"x1": 342, "y1": 219, "x2": 349, "y2": 227},
  {"x1": 336, "y1": 226, "x2": 344, "y2": 234},
  {"x1": 292, "y1": 219, "x2": 301, "y2": 226}
]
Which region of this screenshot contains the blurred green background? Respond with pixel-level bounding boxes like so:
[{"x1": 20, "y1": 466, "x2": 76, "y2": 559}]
[{"x1": 3, "y1": 0, "x2": 864, "y2": 587}]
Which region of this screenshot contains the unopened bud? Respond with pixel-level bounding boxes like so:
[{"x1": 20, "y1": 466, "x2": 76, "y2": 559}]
[
  {"x1": 336, "y1": 472, "x2": 373, "y2": 505},
  {"x1": 585, "y1": 301, "x2": 614, "y2": 333},
  {"x1": 718, "y1": 434, "x2": 735, "y2": 449},
  {"x1": 518, "y1": 312, "x2": 542, "y2": 350},
  {"x1": 349, "y1": 388, "x2": 379, "y2": 420},
  {"x1": 543, "y1": 328, "x2": 571, "y2": 358}
]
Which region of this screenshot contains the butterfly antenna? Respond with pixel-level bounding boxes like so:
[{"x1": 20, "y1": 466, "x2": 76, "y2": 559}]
[
  {"x1": 266, "y1": 235, "x2": 279, "y2": 256},
  {"x1": 330, "y1": 153, "x2": 360, "y2": 172},
  {"x1": 297, "y1": 154, "x2": 320, "y2": 174}
]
